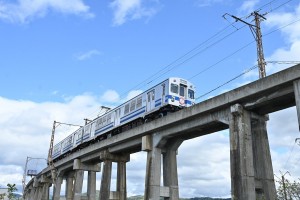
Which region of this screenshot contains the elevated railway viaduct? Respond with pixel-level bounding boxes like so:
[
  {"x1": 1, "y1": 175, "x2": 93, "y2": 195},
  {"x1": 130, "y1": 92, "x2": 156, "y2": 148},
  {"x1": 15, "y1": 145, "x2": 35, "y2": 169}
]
[{"x1": 24, "y1": 64, "x2": 300, "y2": 200}]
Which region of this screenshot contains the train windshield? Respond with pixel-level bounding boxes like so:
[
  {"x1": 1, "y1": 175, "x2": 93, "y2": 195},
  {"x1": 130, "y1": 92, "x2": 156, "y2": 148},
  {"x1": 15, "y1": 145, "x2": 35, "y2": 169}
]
[
  {"x1": 188, "y1": 89, "x2": 194, "y2": 99},
  {"x1": 171, "y1": 83, "x2": 178, "y2": 94}
]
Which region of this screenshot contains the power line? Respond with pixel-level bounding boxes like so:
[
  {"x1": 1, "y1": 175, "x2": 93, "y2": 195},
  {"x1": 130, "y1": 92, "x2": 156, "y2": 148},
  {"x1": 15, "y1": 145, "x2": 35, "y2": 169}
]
[
  {"x1": 195, "y1": 65, "x2": 258, "y2": 100},
  {"x1": 119, "y1": 0, "x2": 296, "y2": 98},
  {"x1": 65, "y1": 0, "x2": 298, "y2": 127},
  {"x1": 118, "y1": 23, "x2": 240, "y2": 98}
]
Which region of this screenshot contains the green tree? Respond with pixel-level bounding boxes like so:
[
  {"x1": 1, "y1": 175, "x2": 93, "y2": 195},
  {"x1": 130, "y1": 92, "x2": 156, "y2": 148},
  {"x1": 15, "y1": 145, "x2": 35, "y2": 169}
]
[
  {"x1": 0, "y1": 193, "x2": 6, "y2": 200},
  {"x1": 277, "y1": 176, "x2": 300, "y2": 200},
  {"x1": 7, "y1": 183, "x2": 17, "y2": 200}
]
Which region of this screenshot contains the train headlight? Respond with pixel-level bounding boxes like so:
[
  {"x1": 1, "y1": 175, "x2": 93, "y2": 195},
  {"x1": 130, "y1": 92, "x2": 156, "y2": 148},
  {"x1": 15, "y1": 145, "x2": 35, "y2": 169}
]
[{"x1": 171, "y1": 96, "x2": 175, "y2": 102}]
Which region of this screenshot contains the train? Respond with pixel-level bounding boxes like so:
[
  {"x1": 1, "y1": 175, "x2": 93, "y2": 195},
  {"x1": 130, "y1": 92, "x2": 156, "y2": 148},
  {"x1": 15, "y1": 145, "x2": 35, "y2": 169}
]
[{"x1": 52, "y1": 77, "x2": 196, "y2": 161}]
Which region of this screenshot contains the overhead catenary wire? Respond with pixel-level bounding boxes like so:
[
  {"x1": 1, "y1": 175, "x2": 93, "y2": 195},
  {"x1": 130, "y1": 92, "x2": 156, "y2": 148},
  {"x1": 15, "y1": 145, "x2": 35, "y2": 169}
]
[
  {"x1": 122, "y1": 0, "x2": 296, "y2": 93},
  {"x1": 118, "y1": 22, "x2": 241, "y2": 98},
  {"x1": 120, "y1": 0, "x2": 296, "y2": 98},
  {"x1": 191, "y1": 15, "x2": 300, "y2": 99},
  {"x1": 67, "y1": 0, "x2": 297, "y2": 127},
  {"x1": 284, "y1": 141, "x2": 297, "y2": 170},
  {"x1": 195, "y1": 65, "x2": 258, "y2": 100}
]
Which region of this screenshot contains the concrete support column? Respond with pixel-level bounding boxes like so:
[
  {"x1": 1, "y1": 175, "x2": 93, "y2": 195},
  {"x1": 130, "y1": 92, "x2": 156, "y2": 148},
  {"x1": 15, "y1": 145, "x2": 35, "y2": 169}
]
[
  {"x1": 293, "y1": 79, "x2": 300, "y2": 130},
  {"x1": 100, "y1": 159, "x2": 112, "y2": 200},
  {"x1": 163, "y1": 149, "x2": 179, "y2": 199},
  {"x1": 40, "y1": 175, "x2": 52, "y2": 200},
  {"x1": 73, "y1": 170, "x2": 84, "y2": 200},
  {"x1": 229, "y1": 104, "x2": 256, "y2": 200},
  {"x1": 65, "y1": 173, "x2": 74, "y2": 200},
  {"x1": 73, "y1": 159, "x2": 101, "y2": 200},
  {"x1": 117, "y1": 161, "x2": 127, "y2": 200},
  {"x1": 41, "y1": 183, "x2": 50, "y2": 200},
  {"x1": 53, "y1": 176, "x2": 63, "y2": 200},
  {"x1": 87, "y1": 171, "x2": 97, "y2": 200},
  {"x1": 251, "y1": 116, "x2": 277, "y2": 200},
  {"x1": 30, "y1": 187, "x2": 36, "y2": 200},
  {"x1": 36, "y1": 186, "x2": 44, "y2": 200},
  {"x1": 144, "y1": 139, "x2": 162, "y2": 200},
  {"x1": 99, "y1": 150, "x2": 130, "y2": 200},
  {"x1": 143, "y1": 134, "x2": 182, "y2": 200}
]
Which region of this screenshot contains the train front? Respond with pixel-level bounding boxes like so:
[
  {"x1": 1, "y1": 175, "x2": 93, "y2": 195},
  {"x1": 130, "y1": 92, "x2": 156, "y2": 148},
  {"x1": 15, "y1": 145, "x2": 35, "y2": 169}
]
[{"x1": 167, "y1": 77, "x2": 195, "y2": 108}]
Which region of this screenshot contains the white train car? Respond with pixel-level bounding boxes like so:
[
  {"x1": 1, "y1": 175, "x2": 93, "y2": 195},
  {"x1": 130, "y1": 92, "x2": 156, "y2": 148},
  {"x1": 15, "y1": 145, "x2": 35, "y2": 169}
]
[{"x1": 52, "y1": 77, "x2": 195, "y2": 161}]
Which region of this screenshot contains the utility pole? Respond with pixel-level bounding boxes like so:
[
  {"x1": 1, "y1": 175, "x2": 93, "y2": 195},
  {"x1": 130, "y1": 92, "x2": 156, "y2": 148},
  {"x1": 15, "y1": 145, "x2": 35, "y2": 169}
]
[
  {"x1": 223, "y1": 11, "x2": 267, "y2": 78},
  {"x1": 47, "y1": 121, "x2": 82, "y2": 189},
  {"x1": 282, "y1": 175, "x2": 288, "y2": 200},
  {"x1": 47, "y1": 121, "x2": 58, "y2": 188},
  {"x1": 278, "y1": 171, "x2": 290, "y2": 200},
  {"x1": 253, "y1": 11, "x2": 267, "y2": 78}
]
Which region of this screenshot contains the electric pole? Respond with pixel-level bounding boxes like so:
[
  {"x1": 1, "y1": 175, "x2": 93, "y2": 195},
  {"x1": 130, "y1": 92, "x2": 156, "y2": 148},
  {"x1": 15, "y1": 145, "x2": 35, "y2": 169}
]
[
  {"x1": 223, "y1": 11, "x2": 267, "y2": 78},
  {"x1": 47, "y1": 121, "x2": 82, "y2": 189}
]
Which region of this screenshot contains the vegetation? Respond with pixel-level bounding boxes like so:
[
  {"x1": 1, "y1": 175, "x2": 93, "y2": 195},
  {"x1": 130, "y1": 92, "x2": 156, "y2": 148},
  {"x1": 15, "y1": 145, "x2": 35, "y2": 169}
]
[
  {"x1": 277, "y1": 176, "x2": 300, "y2": 200},
  {"x1": 0, "y1": 193, "x2": 6, "y2": 200},
  {"x1": 7, "y1": 183, "x2": 17, "y2": 200}
]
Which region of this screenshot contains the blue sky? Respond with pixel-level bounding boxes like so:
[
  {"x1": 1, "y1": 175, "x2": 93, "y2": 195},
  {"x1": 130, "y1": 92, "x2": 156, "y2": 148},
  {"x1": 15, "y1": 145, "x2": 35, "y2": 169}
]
[{"x1": 1, "y1": 0, "x2": 300, "y2": 198}]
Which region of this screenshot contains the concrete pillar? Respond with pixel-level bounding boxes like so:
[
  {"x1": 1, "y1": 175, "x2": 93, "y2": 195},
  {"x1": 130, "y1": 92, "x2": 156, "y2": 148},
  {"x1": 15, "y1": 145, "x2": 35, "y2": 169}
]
[
  {"x1": 251, "y1": 116, "x2": 277, "y2": 200},
  {"x1": 163, "y1": 149, "x2": 179, "y2": 199},
  {"x1": 73, "y1": 159, "x2": 101, "y2": 200},
  {"x1": 65, "y1": 174, "x2": 74, "y2": 200},
  {"x1": 73, "y1": 170, "x2": 84, "y2": 200},
  {"x1": 143, "y1": 134, "x2": 182, "y2": 200},
  {"x1": 117, "y1": 161, "x2": 127, "y2": 200},
  {"x1": 36, "y1": 186, "x2": 44, "y2": 200},
  {"x1": 229, "y1": 104, "x2": 256, "y2": 200},
  {"x1": 100, "y1": 159, "x2": 112, "y2": 200},
  {"x1": 30, "y1": 187, "x2": 36, "y2": 200},
  {"x1": 41, "y1": 183, "x2": 50, "y2": 200},
  {"x1": 99, "y1": 150, "x2": 130, "y2": 200},
  {"x1": 145, "y1": 142, "x2": 162, "y2": 200},
  {"x1": 53, "y1": 176, "x2": 63, "y2": 200},
  {"x1": 293, "y1": 79, "x2": 300, "y2": 130},
  {"x1": 87, "y1": 171, "x2": 97, "y2": 200}
]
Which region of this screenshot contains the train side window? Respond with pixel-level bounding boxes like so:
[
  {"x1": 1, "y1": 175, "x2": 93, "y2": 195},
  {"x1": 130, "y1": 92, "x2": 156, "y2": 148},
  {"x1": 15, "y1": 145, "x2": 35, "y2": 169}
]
[
  {"x1": 103, "y1": 116, "x2": 107, "y2": 126},
  {"x1": 171, "y1": 83, "x2": 178, "y2": 94},
  {"x1": 124, "y1": 103, "x2": 130, "y2": 115},
  {"x1": 130, "y1": 100, "x2": 136, "y2": 112},
  {"x1": 107, "y1": 114, "x2": 111, "y2": 123},
  {"x1": 188, "y1": 89, "x2": 195, "y2": 99},
  {"x1": 152, "y1": 91, "x2": 155, "y2": 100},
  {"x1": 136, "y1": 97, "x2": 142, "y2": 108},
  {"x1": 162, "y1": 84, "x2": 165, "y2": 96}
]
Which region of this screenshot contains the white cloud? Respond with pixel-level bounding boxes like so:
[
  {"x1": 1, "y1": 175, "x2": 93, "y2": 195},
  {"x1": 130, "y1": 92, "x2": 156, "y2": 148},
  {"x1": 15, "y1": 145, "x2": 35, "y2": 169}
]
[
  {"x1": 239, "y1": 0, "x2": 260, "y2": 14},
  {"x1": 100, "y1": 89, "x2": 120, "y2": 103},
  {"x1": 195, "y1": 0, "x2": 225, "y2": 7},
  {"x1": 263, "y1": 3, "x2": 300, "y2": 74},
  {"x1": 0, "y1": 0, "x2": 94, "y2": 23},
  {"x1": 76, "y1": 50, "x2": 102, "y2": 61},
  {"x1": 109, "y1": 0, "x2": 161, "y2": 26}
]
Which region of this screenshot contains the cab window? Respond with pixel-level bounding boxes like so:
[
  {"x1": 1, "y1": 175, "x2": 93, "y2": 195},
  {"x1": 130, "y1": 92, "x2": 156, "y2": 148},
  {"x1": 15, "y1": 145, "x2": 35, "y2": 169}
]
[
  {"x1": 171, "y1": 83, "x2": 178, "y2": 94},
  {"x1": 188, "y1": 89, "x2": 195, "y2": 99}
]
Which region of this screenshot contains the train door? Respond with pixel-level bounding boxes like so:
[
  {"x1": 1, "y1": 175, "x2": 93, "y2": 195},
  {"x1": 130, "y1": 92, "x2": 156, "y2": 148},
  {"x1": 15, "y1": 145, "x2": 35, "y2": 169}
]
[
  {"x1": 179, "y1": 84, "x2": 187, "y2": 105},
  {"x1": 114, "y1": 108, "x2": 120, "y2": 126},
  {"x1": 147, "y1": 90, "x2": 155, "y2": 112},
  {"x1": 161, "y1": 84, "x2": 165, "y2": 105}
]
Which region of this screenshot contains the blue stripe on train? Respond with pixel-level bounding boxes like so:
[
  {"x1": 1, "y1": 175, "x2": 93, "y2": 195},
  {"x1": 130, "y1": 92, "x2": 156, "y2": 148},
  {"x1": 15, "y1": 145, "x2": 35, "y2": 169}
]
[
  {"x1": 121, "y1": 107, "x2": 146, "y2": 123},
  {"x1": 95, "y1": 123, "x2": 114, "y2": 136}
]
